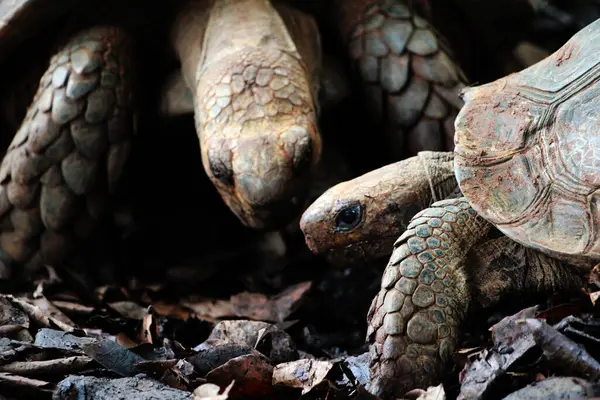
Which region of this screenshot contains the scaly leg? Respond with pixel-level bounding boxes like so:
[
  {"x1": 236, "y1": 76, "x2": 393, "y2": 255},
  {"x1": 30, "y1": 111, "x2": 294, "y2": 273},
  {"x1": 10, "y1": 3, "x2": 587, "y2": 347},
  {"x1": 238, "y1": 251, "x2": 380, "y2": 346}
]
[
  {"x1": 367, "y1": 198, "x2": 586, "y2": 397},
  {"x1": 333, "y1": 0, "x2": 467, "y2": 157},
  {"x1": 0, "y1": 26, "x2": 135, "y2": 277},
  {"x1": 366, "y1": 197, "x2": 490, "y2": 396}
]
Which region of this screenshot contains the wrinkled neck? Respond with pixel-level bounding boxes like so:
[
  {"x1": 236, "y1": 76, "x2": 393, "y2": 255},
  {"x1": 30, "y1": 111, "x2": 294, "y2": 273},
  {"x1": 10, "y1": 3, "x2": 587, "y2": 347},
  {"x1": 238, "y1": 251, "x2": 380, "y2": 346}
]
[
  {"x1": 170, "y1": 0, "x2": 213, "y2": 90},
  {"x1": 172, "y1": 0, "x2": 303, "y2": 86}
]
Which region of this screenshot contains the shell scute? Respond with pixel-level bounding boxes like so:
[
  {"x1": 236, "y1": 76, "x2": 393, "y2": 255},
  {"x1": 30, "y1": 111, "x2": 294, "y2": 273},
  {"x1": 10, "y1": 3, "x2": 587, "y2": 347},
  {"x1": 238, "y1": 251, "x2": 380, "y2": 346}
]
[
  {"x1": 455, "y1": 18, "x2": 600, "y2": 259},
  {"x1": 455, "y1": 150, "x2": 546, "y2": 225},
  {"x1": 553, "y1": 84, "x2": 600, "y2": 188}
]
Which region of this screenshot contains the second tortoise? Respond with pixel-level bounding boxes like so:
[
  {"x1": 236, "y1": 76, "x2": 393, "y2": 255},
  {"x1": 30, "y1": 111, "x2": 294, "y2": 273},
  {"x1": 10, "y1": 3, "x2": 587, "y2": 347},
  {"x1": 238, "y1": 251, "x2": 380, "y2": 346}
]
[{"x1": 302, "y1": 17, "x2": 600, "y2": 397}]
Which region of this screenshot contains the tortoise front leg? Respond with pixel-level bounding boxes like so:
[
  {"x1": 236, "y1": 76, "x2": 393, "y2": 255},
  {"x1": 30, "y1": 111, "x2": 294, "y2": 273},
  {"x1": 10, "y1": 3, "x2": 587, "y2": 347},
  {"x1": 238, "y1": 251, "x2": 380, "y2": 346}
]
[
  {"x1": 0, "y1": 26, "x2": 135, "y2": 277},
  {"x1": 333, "y1": 0, "x2": 467, "y2": 158},
  {"x1": 367, "y1": 198, "x2": 586, "y2": 397},
  {"x1": 367, "y1": 197, "x2": 490, "y2": 396}
]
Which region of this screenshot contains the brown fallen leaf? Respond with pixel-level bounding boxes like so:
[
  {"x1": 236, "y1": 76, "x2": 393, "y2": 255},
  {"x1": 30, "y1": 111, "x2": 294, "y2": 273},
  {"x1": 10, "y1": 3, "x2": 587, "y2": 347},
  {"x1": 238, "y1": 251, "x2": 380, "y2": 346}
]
[
  {"x1": 590, "y1": 291, "x2": 600, "y2": 307},
  {"x1": 95, "y1": 285, "x2": 130, "y2": 302},
  {"x1": 3, "y1": 295, "x2": 76, "y2": 333},
  {"x1": 152, "y1": 302, "x2": 195, "y2": 321},
  {"x1": 116, "y1": 332, "x2": 140, "y2": 349},
  {"x1": 503, "y1": 376, "x2": 600, "y2": 399},
  {"x1": 206, "y1": 353, "x2": 274, "y2": 399},
  {"x1": 207, "y1": 320, "x2": 298, "y2": 364},
  {"x1": 140, "y1": 306, "x2": 158, "y2": 345},
  {"x1": 51, "y1": 300, "x2": 95, "y2": 316},
  {"x1": 0, "y1": 296, "x2": 29, "y2": 336},
  {"x1": 80, "y1": 339, "x2": 146, "y2": 377},
  {"x1": 0, "y1": 372, "x2": 55, "y2": 396},
  {"x1": 135, "y1": 358, "x2": 179, "y2": 377},
  {"x1": 184, "y1": 282, "x2": 312, "y2": 323},
  {"x1": 272, "y1": 358, "x2": 335, "y2": 394},
  {"x1": 524, "y1": 318, "x2": 600, "y2": 380},
  {"x1": 30, "y1": 297, "x2": 78, "y2": 331},
  {"x1": 108, "y1": 301, "x2": 148, "y2": 320},
  {"x1": 458, "y1": 306, "x2": 539, "y2": 399},
  {"x1": 0, "y1": 356, "x2": 94, "y2": 376},
  {"x1": 589, "y1": 264, "x2": 600, "y2": 289},
  {"x1": 188, "y1": 340, "x2": 260, "y2": 377},
  {"x1": 193, "y1": 380, "x2": 234, "y2": 400}
]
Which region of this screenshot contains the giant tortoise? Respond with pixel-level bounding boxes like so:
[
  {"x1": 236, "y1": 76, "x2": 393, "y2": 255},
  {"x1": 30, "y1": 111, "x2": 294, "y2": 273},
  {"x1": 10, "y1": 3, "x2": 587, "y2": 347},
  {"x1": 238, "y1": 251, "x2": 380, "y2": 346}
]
[
  {"x1": 301, "y1": 17, "x2": 600, "y2": 398},
  {"x1": 0, "y1": 0, "x2": 480, "y2": 276}
]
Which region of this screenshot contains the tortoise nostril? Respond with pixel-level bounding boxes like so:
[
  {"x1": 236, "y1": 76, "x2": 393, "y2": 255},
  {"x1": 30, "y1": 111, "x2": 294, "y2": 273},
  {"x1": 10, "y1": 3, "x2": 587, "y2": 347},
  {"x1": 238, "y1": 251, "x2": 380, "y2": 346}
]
[
  {"x1": 282, "y1": 125, "x2": 318, "y2": 176},
  {"x1": 207, "y1": 146, "x2": 234, "y2": 187}
]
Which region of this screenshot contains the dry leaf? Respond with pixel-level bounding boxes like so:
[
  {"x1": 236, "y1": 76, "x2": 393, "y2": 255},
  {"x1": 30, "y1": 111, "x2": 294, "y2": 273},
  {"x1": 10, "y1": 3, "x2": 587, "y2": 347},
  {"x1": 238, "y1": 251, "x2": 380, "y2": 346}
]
[{"x1": 273, "y1": 359, "x2": 334, "y2": 394}]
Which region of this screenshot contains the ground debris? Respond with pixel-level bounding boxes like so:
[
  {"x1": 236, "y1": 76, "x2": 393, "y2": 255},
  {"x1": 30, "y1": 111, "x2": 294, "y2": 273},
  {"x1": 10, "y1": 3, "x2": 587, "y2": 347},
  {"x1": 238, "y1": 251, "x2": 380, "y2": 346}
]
[
  {"x1": 0, "y1": 355, "x2": 94, "y2": 377},
  {"x1": 183, "y1": 281, "x2": 312, "y2": 323},
  {"x1": 53, "y1": 375, "x2": 194, "y2": 400},
  {"x1": 273, "y1": 358, "x2": 335, "y2": 394},
  {"x1": 205, "y1": 353, "x2": 274, "y2": 399},
  {"x1": 0, "y1": 296, "x2": 30, "y2": 337},
  {"x1": 206, "y1": 320, "x2": 298, "y2": 364},
  {"x1": 525, "y1": 318, "x2": 600, "y2": 379},
  {"x1": 0, "y1": 372, "x2": 55, "y2": 398},
  {"x1": 502, "y1": 376, "x2": 600, "y2": 399},
  {"x1": 457, "y1": 302, "x2": 600, "y2": 399},
  {"x1": 79, "y1": 338, "x2": 147, "y2": 377},
  {"x1": 458, "y1": 306, "x2": 539, "y2": 399}
]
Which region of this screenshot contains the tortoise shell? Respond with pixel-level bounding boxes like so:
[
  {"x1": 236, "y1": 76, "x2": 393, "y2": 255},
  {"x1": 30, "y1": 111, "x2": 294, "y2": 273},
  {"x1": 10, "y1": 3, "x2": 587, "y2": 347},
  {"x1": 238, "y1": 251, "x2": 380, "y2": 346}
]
[{"x1": 454, "y1": 18, "x2": 600, "y2": 259}]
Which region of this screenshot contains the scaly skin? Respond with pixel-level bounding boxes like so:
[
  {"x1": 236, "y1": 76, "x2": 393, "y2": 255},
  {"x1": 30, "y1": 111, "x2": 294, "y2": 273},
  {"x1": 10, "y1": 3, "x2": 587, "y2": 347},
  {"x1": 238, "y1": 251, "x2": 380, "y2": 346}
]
[
  {"x1": 367, "y1": 198, "x2": 489, "y2": 395},
  {"x1": 172, "y1": 0, "x2": 322, "y2": 230},
  {"x1": 367, "y1": 199, "x2": 584, "y2": 397},
  {"x1": 300, "y1": 155, "x2": 585, "y2": 396},
  {"x1": 300, "y1": 151, "x2": 457, "y2": 265},
  {"x1": 0, "y1": 26, "x2": 134, "y2": 276},
  {"x1": 332, "y1": 0, "x2": 467, "y2": 157}
]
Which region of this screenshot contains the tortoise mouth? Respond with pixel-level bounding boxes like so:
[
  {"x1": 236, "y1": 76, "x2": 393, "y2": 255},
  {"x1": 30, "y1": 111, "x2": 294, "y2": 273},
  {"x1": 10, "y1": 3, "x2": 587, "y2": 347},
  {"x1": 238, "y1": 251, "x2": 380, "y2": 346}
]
[{"x1": 237, "y1": 194, "x2": 308, "y2": 231}]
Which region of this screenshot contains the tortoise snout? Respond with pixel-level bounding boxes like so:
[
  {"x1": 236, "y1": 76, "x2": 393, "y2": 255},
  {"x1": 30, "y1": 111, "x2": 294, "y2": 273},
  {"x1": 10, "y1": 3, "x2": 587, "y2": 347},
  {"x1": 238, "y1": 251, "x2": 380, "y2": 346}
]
[
  {"x1": 234, "y1": 169, "x2": 308, "y2": 230},
  {"x1": 229, "y1": 132, "x2": 320, "y2": 230}
]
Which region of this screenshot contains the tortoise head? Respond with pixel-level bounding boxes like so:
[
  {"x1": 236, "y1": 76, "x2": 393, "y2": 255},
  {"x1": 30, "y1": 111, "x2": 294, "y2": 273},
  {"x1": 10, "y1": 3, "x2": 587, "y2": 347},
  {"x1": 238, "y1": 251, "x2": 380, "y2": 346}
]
[
  {"x1": 204, "y1": 121, "x2": 322, "y2": 230},
  {"x1": 169, "y1": 0, "x2": 324, "y2": 230},
  {"x1": 300, "y1": 161, "x2": 427, "y2": 266}
]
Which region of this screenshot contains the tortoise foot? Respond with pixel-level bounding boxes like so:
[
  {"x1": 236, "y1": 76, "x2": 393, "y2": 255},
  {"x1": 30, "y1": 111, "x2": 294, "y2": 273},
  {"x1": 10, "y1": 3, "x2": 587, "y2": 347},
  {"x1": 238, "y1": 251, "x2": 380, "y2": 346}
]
[
  {"x1": 367, "y1": 197, "x2": 490, "y2": 397},
  {"x1": 0, "y1": 26, "x2": 136, "y2": 276},
  {"x1": 333, "y1": 0, "x2": 467, "y2": 157}
]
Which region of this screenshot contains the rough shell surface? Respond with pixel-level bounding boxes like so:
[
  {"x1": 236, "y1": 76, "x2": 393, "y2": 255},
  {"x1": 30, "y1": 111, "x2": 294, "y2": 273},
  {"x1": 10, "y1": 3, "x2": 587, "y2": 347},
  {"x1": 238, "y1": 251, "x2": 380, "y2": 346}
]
[{"x1": 454, "y1": 18, "x2": 600, "y2": 259}]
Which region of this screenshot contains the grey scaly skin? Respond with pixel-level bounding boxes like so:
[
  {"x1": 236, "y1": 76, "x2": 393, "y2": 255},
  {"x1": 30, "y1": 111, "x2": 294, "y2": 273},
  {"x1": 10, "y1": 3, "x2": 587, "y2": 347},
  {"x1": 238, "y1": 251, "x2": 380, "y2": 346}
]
[
  {"x1": 0, "y1": 27, "x2": 135, "y2": 273},
  {"x1": 366, "y1": 197, "x2": 585, "y2": 396},
  {"x1": 332, "y1": 0, "x2": 467, "y2": 158},
  {"x1": 366, "y1": 197, "x2": 489, "y2": 394}
]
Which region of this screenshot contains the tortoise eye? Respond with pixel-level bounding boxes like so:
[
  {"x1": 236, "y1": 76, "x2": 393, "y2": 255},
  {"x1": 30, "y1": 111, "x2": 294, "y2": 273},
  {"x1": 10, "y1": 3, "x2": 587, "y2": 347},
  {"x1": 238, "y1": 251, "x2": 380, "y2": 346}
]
[{"x1": 335, "y1": 204, "x2": 363, "y2": 232}]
